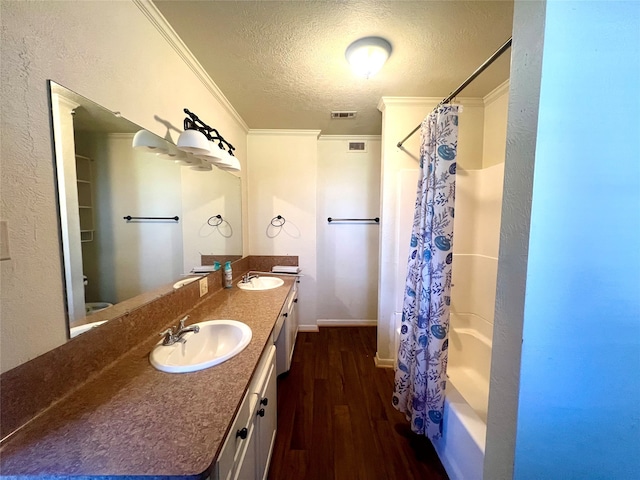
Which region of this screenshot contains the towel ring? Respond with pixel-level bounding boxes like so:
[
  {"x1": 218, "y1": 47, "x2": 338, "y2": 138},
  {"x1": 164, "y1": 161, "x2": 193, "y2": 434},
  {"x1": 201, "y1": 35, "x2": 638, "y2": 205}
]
[
  {"x1": 207, "y1": 214, "x2": 223, "y2": 227},
  {"x1": 270, "y1": 215, "x2": 285, "y2": 227}
]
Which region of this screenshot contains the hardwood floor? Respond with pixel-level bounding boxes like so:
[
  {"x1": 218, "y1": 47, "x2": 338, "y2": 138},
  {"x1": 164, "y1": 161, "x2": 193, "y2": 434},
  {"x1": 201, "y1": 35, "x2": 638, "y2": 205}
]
[{"x1": 268, "y1": 327, "x2": 449, "y2": 480}]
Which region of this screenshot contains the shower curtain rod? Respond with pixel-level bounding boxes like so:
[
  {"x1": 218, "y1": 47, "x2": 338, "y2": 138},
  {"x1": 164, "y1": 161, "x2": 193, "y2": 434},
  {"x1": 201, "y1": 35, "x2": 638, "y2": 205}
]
[{"x1": 396, "y1": 37, "x2": 512, "y2": 149}]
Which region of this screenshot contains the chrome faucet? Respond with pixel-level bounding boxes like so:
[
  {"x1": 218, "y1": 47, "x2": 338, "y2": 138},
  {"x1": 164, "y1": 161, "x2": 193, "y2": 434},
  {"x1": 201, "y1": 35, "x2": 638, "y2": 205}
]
[
  {"x1": 241, "y1": 272, "x2": 260, "y2": 283},
  {"x1": 159, "y1": 315, "x2": 200, "y2": 346}
]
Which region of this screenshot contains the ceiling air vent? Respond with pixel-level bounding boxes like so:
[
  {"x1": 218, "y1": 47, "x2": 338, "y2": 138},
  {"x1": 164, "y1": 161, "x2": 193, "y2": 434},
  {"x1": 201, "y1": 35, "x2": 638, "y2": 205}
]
[
  {"x1": 348, "y1": 141, "x2": 367, "y2": 153},
  {"x1": 330, "y1": 111, "x2": 357, "y2": 119}
]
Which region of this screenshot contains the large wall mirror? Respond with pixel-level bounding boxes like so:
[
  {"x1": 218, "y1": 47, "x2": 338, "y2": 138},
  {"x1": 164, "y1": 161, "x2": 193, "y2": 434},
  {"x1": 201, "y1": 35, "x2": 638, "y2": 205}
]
[{"x1": 49, "y1": 81, "x2": 242, "y2": 337}]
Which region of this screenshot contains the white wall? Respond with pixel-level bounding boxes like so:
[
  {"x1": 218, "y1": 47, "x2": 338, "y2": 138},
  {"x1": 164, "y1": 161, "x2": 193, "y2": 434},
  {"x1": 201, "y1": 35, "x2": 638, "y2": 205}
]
[
  {"x1": 92, "y1": 134, "x2": 183, "y2": 304},
  {"x1": 316, "y1": 136, "x2": 381, "y2": 322},
  {"x1": 376, "y1": 97, "x2": 485, "y2": 364},
  {"x1": 513, "y1": 1, "x2": 640, "y2": 478},
  {"x1": 0, "y1": 0, "x2": 248, "y2": 373},
  {"x1": 486, "y1": 1, "x2": 640, "y2": 478},
  {"x1": 246, "y1": 130, "x2": 319, "y2": 328},
  {"x1": 181, "y1": 168, "x2": 242, "y2": 271}
]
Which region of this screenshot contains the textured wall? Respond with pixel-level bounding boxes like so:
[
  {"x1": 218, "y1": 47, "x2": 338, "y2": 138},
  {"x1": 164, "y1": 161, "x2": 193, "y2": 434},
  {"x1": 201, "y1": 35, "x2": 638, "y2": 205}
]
[
  {"x1": 316, "y1": 137, "x2": 381, "y2": 321},
  {"x1": 484, "y1": 1, "x2": 545, "y2": 477},
  {"x1": 0, "y1": 1, "x2": 247, "y2": 373}
]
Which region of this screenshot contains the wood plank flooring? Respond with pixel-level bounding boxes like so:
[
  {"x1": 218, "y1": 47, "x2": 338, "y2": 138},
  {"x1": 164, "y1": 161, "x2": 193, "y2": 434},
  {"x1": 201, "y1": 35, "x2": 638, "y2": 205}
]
[{"x1": 268, "y1": 327, "x2": 449, "y2": 480}]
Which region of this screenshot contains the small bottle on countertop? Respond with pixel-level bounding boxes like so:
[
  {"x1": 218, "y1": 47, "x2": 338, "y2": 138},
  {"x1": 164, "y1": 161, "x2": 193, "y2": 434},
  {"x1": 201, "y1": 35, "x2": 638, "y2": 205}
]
[{"x1": 224, "y1": 261, "x2": 233, "y2": 288}]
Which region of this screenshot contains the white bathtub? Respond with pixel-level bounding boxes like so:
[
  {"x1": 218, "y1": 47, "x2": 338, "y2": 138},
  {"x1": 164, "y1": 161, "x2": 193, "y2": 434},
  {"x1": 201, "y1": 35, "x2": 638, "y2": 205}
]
[{"x1": 433, "y1": 313, "x2": 493, "y2": 480}]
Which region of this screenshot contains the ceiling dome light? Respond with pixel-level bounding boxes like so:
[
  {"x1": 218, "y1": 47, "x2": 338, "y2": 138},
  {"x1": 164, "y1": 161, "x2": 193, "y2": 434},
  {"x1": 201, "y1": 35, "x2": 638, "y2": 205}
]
[{"x1": 345, "y1": 36, "x2": 392, "y2": 79}]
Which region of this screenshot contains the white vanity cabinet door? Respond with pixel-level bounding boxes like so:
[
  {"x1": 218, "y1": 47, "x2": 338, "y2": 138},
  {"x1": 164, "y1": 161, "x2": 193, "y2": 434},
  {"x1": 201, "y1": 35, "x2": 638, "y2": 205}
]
[
  {"x1": 216, "y1": 390, "x2": 252, "y2": 480},
  {"x1": 256, "y1": 349, "x2": 277, "y2": 480},
  {"x1": 275, "y1": 282, "x2": 299, "y2": 376},
  {"x1": 214, "y1": 345, "x2": 277, "y2": 480},
  {"x1": 287, "y1": 292, "x2": 299, "y2": 367},
  {"x1": 233, "y1": 421, "x2": 257, "y2": 480}
]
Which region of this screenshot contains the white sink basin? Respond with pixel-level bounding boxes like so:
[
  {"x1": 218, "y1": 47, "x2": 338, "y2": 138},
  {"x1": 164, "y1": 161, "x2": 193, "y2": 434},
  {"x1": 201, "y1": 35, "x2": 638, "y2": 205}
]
[
  {"x1": 149, "y1": 320, "x2": 252, "y2": 373},
  {"x1": 237, "y1": 276, "x2": 284, "y2": 291}
]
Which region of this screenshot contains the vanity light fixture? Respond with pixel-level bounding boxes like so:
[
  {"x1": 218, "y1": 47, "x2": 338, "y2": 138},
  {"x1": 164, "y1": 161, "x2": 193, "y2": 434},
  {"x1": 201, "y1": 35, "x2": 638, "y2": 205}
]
[
  {"x1": 132, "y1": 129, "x2": 169, "y2": 153},
  {"x1": 190, "y1": 159, "x2": 213, "y2": 171},
  {"x1": 217, "y1": 153, "x2": 241, "y2": 172},
  {"x1": 157, "y1": 143, "x2": 181, "y2": 160},
  {"x1": 174, "y1": 154, "x2": 200, "y2": 166},
  {"x1": 177, "y1": 109, "x2": 239, "y2": 171},
  {"x1": 345, "y1": 36, "x2": 392, "y2": 79},
  {"x1": 177, "y1": 129, "x2": 210, "y2": 156},
  {"x1": 196, "y1": 141, "x2": 224, "y2": 163}
]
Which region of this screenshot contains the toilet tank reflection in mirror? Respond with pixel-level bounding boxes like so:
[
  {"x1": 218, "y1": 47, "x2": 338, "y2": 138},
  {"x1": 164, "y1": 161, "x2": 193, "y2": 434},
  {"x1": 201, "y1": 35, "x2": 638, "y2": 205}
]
[{"x1": 49, "y1": 81, "x2": 242, "y2": 335}]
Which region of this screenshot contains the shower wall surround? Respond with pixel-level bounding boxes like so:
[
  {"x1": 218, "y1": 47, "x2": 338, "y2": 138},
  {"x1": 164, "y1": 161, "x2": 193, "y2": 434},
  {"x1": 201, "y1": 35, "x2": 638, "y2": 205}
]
[{"x1": 376, "y1": 96, "x2": 486, "y2": 365}]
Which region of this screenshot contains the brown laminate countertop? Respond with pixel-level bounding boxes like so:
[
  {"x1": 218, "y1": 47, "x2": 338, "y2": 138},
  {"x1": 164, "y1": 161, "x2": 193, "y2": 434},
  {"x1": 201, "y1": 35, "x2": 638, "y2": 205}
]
[{"x1": 0, "y1": 278, "x2": 295, "y2": 479}]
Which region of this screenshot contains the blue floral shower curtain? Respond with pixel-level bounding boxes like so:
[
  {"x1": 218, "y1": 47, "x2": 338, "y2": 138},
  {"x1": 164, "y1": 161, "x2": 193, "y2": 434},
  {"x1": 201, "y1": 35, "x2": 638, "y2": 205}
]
[{"x1": 393, "y1": 105, "x2": 459, "y2": 440}]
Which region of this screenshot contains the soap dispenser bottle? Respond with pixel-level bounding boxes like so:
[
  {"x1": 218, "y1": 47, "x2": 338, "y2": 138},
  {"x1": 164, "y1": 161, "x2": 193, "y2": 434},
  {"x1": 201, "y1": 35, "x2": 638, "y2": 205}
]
[{"x1": 224, "y1": 261, "x2": 233, "y2": 288}]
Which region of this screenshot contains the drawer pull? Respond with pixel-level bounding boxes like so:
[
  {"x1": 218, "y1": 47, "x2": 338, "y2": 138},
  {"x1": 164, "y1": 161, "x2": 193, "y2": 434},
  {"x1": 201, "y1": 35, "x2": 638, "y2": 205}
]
[
  {"x1": 294, "y1": 298, "x2": 298, "y2": 303},
  {"x1": 257, "y1": 408, "x2": 265, "y2": 417},
  {"x1": 236, "y1": 427, "x2": 248, "y2": 440},
  {"x1": 283, "y1": 313, "x2": 288, "y2": 318},
  {"x1": 260, "y1": 397, "x2": 269, "y2": 406}
]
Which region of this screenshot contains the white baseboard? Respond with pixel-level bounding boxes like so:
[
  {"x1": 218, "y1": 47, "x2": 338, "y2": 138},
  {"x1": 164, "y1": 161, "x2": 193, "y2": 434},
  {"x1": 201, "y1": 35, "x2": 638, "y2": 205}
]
[
  {"x1": 298, "y1": 325, "x2": 319, "y2": 333},
  {"x1": 374, "y1": 354, "x2": 395, "y2": 369},
  {"x1": 316, "y1": 319, "x2": 377, "y2": 327}
]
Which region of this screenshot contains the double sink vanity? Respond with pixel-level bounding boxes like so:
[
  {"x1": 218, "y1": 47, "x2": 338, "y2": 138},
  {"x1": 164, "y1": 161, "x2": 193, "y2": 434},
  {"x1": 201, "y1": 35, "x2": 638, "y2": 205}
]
[{"x1": 0, "y1": 257, "x2": 300, "y2": 479}]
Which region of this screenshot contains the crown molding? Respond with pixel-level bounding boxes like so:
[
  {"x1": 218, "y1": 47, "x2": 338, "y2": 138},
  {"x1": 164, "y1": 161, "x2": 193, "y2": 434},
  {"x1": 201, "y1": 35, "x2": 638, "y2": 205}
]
[
  {"x1": 318, "y1": 135, "x2": 381, "y2": 141},
  {"x1": 248, "y1": 129, "x2": 322, "y2": 138},
  {"x1": 133, "y1": 0, "x2": 249, "y2": 133},
  {"x1": 483, "y1": 80, "x2": 510, "y2": 106}
]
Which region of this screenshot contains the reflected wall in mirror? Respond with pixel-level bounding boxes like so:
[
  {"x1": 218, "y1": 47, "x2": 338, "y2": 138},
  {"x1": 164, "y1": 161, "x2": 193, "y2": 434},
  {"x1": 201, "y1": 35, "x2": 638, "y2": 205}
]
[{"x1": 49, "y1": 81, "x2": 242, "y2": 335}]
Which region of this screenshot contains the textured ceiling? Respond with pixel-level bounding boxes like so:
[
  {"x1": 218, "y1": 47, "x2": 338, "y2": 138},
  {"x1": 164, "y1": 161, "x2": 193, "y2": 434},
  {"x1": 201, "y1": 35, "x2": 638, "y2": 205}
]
[{"x1": 154, "y1": 1, "x2": 514, "y2": 135}]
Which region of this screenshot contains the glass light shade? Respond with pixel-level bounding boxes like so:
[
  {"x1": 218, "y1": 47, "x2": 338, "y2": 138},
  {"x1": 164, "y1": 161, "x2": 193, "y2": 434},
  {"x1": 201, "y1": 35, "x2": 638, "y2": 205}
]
[
  {"x1": 196, "y1": 141, "x2": 225, "y2": 163},
  {"x1": 217, "y1": 154, "x2": 241, "y2": 172},
  {"x1": 345, "y1": 37, "x2": 392, "y2": 79},
  {"x1": 174, "y1": 153, "x2": 200, "y2": 166},
  {"x1": 132, "y1": 129, "x2": 169, "y2": 153},
  {"x1": 209, "y1": 145, "x2": 233, "y2": 167},
  {"x1": 177, "y1": 129, "x2": 210, "y2": 155},
  {"x1": 157, "y1": 143, "x2": 181, "y2": 160}
]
